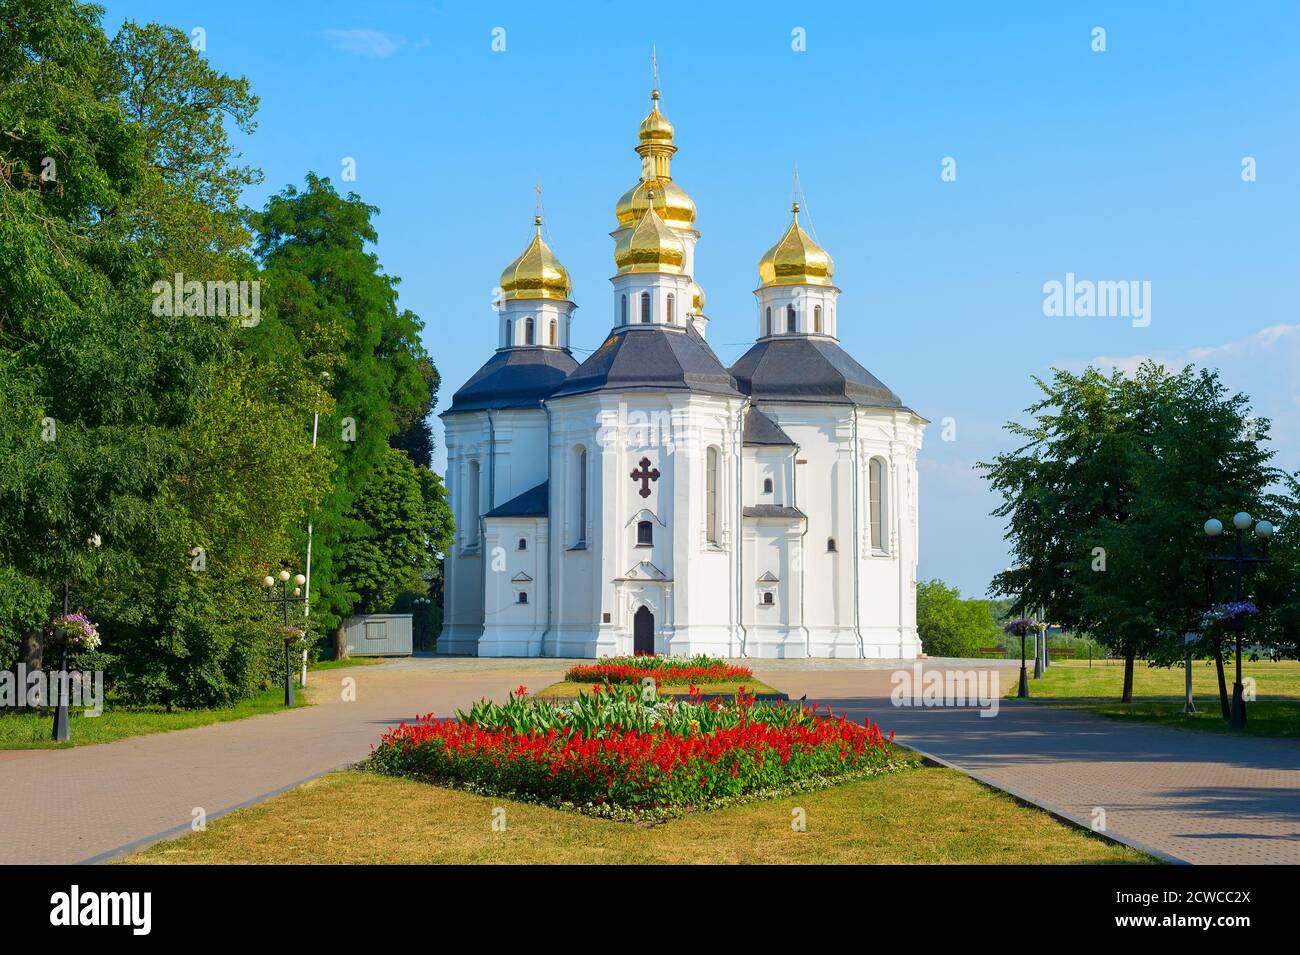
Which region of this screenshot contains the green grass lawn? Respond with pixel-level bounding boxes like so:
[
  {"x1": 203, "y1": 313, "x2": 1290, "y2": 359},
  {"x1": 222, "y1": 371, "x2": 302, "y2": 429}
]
[
  {"x1": 0, "y1": 684, "x2": 307, "y2": 749},
  {"x1": 122, "y1": 764, "x2": 1151, "y2": 865},
  {"x1": 1007, "y1": 659, "x2": 1300, "y2": 738},
  {"x1": 308, "y1": 656, "x2": 384, "y2": 672},
  {"x1": 536, "y1": 678, "x2": 782, "y2": 699}
]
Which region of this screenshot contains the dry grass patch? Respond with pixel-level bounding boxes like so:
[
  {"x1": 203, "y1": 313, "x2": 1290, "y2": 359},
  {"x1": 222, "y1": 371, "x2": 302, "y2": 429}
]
[{"x1": 125, "y1": 765, "x2": 1150, "y2": 865}]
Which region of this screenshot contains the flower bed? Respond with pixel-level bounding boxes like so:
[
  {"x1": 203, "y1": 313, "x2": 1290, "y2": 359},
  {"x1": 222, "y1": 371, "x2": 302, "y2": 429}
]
[
  {"x1": 564, "y1": 654, "x2": 753, "y2": 686},
  {"x1": 367, "y1": 686, "x2": 914, "y2": 818}
]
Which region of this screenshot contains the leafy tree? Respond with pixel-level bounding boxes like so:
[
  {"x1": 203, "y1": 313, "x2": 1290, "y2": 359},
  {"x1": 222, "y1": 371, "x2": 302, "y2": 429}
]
[
  {"x1": 983, "y1": 362, "x2": 1296, "y2": 706},
  {"x1": 916, "y1": 580, "x2": 1001, "y2": 658}
]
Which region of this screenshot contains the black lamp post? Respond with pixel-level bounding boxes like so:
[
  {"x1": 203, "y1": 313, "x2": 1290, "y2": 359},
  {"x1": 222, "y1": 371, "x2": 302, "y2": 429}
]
[
  {"x1": 1202, "y1": 513, "x2": 1272, "y2": 728},
  {"x1": 264, "y1": 569, "x2": 306, "y2": 706},
  {"x1": 413, "y1": 595, "x2": 431, "y2": 651},
  {"x1": 52, "y1": 532, "x2": 101, "y2": 742}
]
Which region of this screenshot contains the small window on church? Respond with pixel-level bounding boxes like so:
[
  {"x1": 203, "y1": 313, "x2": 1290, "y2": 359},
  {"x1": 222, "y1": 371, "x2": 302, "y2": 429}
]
[
  {"x1": 517, "y1": 592, "x2": 528, "y2": 605},
  {"x1": 621, "y1": 294, "x2": 629, "y2": 324},
  {"x1": 765, "y1": 307, "x2": 772, "y2": 337},
  {"x1": 549, "y1": 320, "x2": 557, "y2": 345},
  {"x1": 517, "y1": 538, "x2": 527, "y2": 551},
  {"x1": 524, "y1": 317, "x2": 535, "y2": 345},
  {"x1": 666, "y1": 294, "x2": 675, "y2": 324},
  {"x1": 636, "y1": 520, "x2": 653, "y2": 546},
  {"x1": 787, "y1": 305, "x2": 797, "y2": 333},
  {"x1": 814, "y1": 305, "x2": 822, "y2": 334},
  {"x1": 763, "y1": 478, "x2": 773, "y2": 494},
  {"x1": 640, "y1": 291, "x2": 651, "y2": 323},
  {"x1": 827, "y1": 537, "x2": 837, "y2": 553},
  {"x1": 762, "y1": 592, "x2": 774, "y2": 606},
  {"x1": 505, "y1": 319, "x2": 512, "y2": 346}
]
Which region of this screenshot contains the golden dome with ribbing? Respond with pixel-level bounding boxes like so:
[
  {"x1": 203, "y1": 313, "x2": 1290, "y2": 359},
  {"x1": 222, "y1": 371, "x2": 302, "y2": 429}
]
[
  {"x1": 615, "y1": 178, "x2": 696, "y2": 230},
  {"x1": 638, "y1": 89, "x2": 674, "y2": 143},
  {"x1": 499, "y1": 216, "x2": 571, "y2": 301},
  {"x1": 757, "y1": 203, "x2": 835, "y2": 288},
  {"x1": 614, "y1": 198, "x2": 685, "y2": 274},
  {"x1": 689, "y1": 281, "x2": 706, "y2": 313}
]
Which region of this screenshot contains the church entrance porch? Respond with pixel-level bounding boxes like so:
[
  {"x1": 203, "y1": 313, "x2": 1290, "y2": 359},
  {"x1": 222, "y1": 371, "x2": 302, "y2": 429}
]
[{"x1": 633, "y1": 606, "x2": 655, "y2": 655}]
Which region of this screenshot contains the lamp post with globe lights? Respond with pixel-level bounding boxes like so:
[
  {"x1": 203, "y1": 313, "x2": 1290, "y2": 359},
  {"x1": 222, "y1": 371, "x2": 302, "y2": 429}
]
[
  {"x1": 1202, "y1": 512, "x2": 1273, "y2": 727},
  {"x1": 264, "y1": 570, "x2": 307, "y2": 706}
]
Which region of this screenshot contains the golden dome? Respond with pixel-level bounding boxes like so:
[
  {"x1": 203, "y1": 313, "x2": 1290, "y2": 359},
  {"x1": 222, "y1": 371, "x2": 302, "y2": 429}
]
[
  {"x1": 499, "y1": 216, "x2": 571, "y2": 301},
  {"x1": 638, "y1": 89, "x2": 674, "y2": 143},
  {"x1": 615, "y1": 178, "x2": 696, "y2": 230},
  {"x1": 757, "y1": 203, "x2": 835, "y2": 288},
  {"x1": 614, "y1": 196, "x2": 685, "y2": 274},
  {"x1": 689, "y1": 281, "x2": 706, "y2": 313}
]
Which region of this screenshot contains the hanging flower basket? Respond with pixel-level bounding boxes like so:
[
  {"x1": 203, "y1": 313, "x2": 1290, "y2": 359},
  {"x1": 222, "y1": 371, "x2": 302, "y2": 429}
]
[
  {"x1": 53, "y1": 612, "x2": 101, "y2": 651},
  {"x1": 278, "y1": 626, "x2": 307, "y2": 644},
  {"x1": 1199, "y1": 602, "x2": 1259, "y2": 629},
  {"x1": 1003, "y1": 617, "x2": 1046, "y2": 638}
]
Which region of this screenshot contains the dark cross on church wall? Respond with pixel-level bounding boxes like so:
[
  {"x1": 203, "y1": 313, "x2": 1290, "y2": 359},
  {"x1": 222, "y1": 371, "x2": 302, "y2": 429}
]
[{"x1": 630, "y1": 457, "x2": 660, "y2": 498}]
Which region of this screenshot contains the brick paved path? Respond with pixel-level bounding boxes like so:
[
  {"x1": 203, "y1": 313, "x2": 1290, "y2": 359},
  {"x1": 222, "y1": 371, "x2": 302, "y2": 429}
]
[
  {"x1": 755, "y1": 662, "x2": 1300, "y2": 865},
  {"x1": 0, "y1": 659, "x2": 566, "y2": 864}
]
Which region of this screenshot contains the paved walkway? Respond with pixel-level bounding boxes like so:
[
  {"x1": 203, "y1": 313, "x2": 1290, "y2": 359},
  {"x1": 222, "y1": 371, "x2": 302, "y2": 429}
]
[
  {"x1": 754, "y1": 662, "x2": 1300, "y2": 865},
  {"x1": 0, "y1": 659, "x2": 566, "y2": 864}
]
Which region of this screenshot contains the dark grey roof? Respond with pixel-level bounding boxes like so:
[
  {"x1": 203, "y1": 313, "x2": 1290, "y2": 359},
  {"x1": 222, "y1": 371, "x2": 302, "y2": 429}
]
[
  {"x1": 743, "y1": 505, "x2": 807, "y2": 519},
  {"x1": 549, "y1": 325, "x2": 742, "y2": 400},
  {"x1": 743, "y1": 407, "x2": 795, "y2": 446},
  {"x1": 729, "y1": 337, "x2": 904, "y2": 408},
  {"x1": 445, "y1": 348, "x2": 578, "y2": 414},
  {"x1": 485, "y1": 481, "x2": 548, "y2": 518}
]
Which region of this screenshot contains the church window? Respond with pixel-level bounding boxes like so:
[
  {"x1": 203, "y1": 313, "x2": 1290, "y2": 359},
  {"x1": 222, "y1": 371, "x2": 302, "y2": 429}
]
[
  {"x1": 524, "y1": 317, "x2": 535, "y2": 344},
  {"x1": 765, "y1": 307, "x2": 772, "y2": 337},
  {"x1": 517, "y1": 591, "x2": 528, "y2": 605},
  {"x1": 762, "y1": 592, "x2": 774, "y2": 606},
  {"x1": 505, "y1": 319, "x2": 512, "y2": 346},
  {"x1": 666, "y1": 293, "x2": 675, "y2": 324},
  {"x1": 706, "y1": 446, "x2": 720, "y2": 545},
  {"x1": 814, "y1": 305, "x2": 822, "y2": 334},
  {"x1": 640, "y1": 291, "x2": 652, "y2": 323},
  {"x1": 786, "y1": 305, "x2": 797, "y2": 333},
  {"x1": 636, "y1": 520, "x2": 653, "y2": 546},
  {"x1": 574, "y1": 448, "x2": 588, "y2": 547},
  {"x1": 869, "y1": 457, "x2": 885, "y2": 552},
  {"x1": 763, "y1": 477, "x2": 773, "y2": 494},
  {"x1": 621, "y1": 294, "x2": 629, "y2": 324},
  {"x1": 466, "y1": 460, "x2": 481, "y2": 548},
  {"x1": 549, "y1": 320, "x2": 557, "y2": 345},
  {"x1": 827, "y1": 537, "x2": 837, "y2": 553},
  {"x1": 517, "y1": 538, "x2": 527, "y2": 551}
]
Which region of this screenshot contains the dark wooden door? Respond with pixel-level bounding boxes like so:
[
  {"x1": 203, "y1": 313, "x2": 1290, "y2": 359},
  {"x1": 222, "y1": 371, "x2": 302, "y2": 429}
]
[{"x1": 633, "y1": 606, "x2": 654, "y2": 656}]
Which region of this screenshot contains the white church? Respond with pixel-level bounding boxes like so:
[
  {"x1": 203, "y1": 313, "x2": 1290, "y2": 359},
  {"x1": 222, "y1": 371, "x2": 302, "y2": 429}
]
[{"x1": 439, "y1": 88, "x2": 926, "y2": 659}]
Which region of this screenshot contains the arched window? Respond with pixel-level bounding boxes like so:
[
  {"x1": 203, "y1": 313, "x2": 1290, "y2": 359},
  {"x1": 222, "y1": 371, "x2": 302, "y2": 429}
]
[
  {"x1": 869, "y1": 457, "x2": 885, "y2": 552},
  {"x1": 524, "y1": 316, "x2": 535, "y2": 345},
  {"x1": 705, "y1": 446, "x2": 720, "y2": 545},
  {"x1": 762, "y1": 592, "x2": 774, "y2": 606},
  {"x1": 827, "y1": 537, "x2": 837, "y2": 553},
  {"x1": 762, "y1": 477, "x2": 773, "y2": 494},
  {"x1": 517, "y1": 592, "x2": 528, "y2": 605},
  {"x1": 666, "y1": 293, "x2": 675, "y2": 325},
  {"x1": 814, "y1": 305, "x2": 822, "y2": 334},
  {"x1": 466, "y1": 460, "x2": 481, "y2": 548},
  {"x1": 636, "y1": 520, "x2": 653, "y2": 546},
  {"x1": 574, "y1": 448, "x2": 588, "y2": 547},
  {"x1": 549, "y1": 320, "x2": 557, "y2": 345},
  {"x1": 505, "y1": 319, "x2": 512, "y2": 346},
  {"x1": 765, "y1": 307, "x2": 772, "y2": 337},
  {"x1": 640, "y1": 291, "x2": 651, "y2": 323},
  {"x1": 517, "y1": 538, "x2": 527, "y2": 551},
  {"x1": 786, "y1": 304, "x2": 797, "y2": 333},
  {"x1": 621, "y1": 294, "x2": 628, "y2": 324}
]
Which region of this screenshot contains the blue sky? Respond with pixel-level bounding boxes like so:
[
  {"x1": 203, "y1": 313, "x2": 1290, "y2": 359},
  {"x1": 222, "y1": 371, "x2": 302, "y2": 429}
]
[{"x1": 103, "y1": 1, "x2": 1300, "y2": 597}]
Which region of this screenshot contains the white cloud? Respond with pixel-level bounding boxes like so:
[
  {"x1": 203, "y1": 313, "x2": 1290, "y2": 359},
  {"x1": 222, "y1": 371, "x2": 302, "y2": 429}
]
[{"x1": 323, "y1": 29, "x2": 407, "y2": 59}]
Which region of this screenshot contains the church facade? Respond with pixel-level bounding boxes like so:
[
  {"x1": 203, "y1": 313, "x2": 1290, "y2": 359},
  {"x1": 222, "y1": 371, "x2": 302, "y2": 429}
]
[{"x1": 439, "y1": 89, "x2": 926, "y2": 659}]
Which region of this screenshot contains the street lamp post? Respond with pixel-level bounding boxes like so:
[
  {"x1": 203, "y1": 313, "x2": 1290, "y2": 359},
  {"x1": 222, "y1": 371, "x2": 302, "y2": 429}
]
[
  {"x1": 413, "y1": 595, "x2": 431, "y2": 651},
  {"x1": 264, "y1": 570, "x2": 307, "y2": 706},
  {"x1": 1182, "y1": 632, "x2": 1198, "y2": 715},
  {"x1": 1201, "y1": 513, "x2": 1273, "y2": 728},
  {"x1": 52, "y1": 532, "x2": 101, "y2": 742}
]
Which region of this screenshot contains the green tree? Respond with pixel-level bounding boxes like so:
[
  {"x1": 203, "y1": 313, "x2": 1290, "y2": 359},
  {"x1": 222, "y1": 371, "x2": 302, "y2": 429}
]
[{"x1": 916, "y1": 580, "x2": 1000, "y2": 658}]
